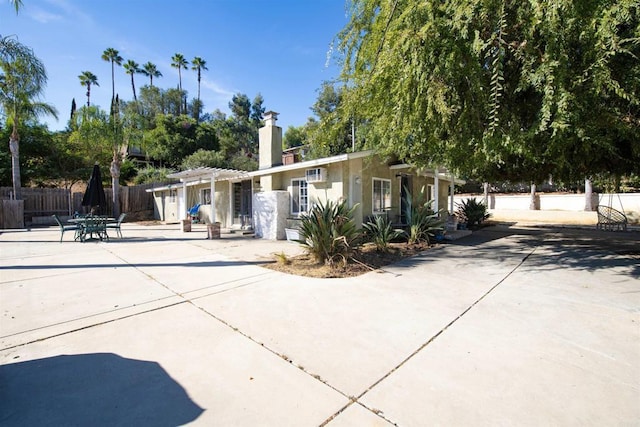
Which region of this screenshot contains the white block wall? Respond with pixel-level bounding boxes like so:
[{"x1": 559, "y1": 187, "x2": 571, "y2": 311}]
[{"x1": 253, "y1": 191, "x2": 289, "y2": 240}]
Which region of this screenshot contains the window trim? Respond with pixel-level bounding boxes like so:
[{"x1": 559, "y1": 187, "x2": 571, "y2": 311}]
[
  {"x1": 372, "y1": 177, "x2": 392, "y2": 214},
  {"x1": 290, "y1": 178, "x2": 308, "y2": 216}
]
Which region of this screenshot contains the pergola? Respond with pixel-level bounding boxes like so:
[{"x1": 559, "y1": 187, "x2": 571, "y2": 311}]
[{"x1": 167, "y1": 167, "x2": 249, "y2": 223}]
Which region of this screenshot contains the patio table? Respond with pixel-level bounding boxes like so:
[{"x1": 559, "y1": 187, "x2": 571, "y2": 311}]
[{"x1": 69, "y1": 216, "x2": 115, "y2": 241}]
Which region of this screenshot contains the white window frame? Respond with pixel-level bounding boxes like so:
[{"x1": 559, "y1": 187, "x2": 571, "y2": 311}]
[
  {"x1": 201, "y1": 188, "x2": 211, "y2": 204},
  {"x1": 372, "y1": 178, "x2": 392, "y2": 214},
  {"x1": 291, "y1": 178, "x2": 308, "y2": 216},
  {"x1": 168, "y1": 189, "x2": 177, "y2": 203}
]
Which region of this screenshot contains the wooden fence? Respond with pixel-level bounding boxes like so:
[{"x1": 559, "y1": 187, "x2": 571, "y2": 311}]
[{"x1": 0, "y1": 183, "x2": 156, "y2": 227}]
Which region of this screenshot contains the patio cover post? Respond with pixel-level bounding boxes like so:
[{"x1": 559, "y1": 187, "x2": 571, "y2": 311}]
[
  {"x1": 434, "y1": 168, "x2": 440, "y2": 211},
  {"x1": 210, "y1": 172, "x2": 217, "y2": 223},
  {"x1": 182, "y1": 181, "x2": 187, "y2": 220},
  {"x1": 450, "y1": 175, "x2": 455, "y2": 214}
]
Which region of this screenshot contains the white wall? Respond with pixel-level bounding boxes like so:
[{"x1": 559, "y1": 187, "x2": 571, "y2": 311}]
[
  {"x1": 453, "y1": 193, "x2": 640, "y2": 223},
  {"x1": 253, "y1": 191, "x2": 289, "y2": 240}
]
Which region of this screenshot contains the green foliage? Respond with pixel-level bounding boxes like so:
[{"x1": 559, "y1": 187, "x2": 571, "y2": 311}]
[
  {"x1": 180, "y1": 149, "x2": 226, "y2": 170},
  {"x1": 296, "y1": 199, "x2": 361, "y2": 266},
  {"x1": 335, "y1": 0, "x2": 640, "y2": 182},
  {"x1": 228, "y1": 154, "x2": 258, "y2": 172},
  {"x1": 402, "y1": 187, "x2": 444, "y2": 244},
  {"x1": 144, "y1": 114, "x2": 219, "y2": 167},
  {"x1": 362, "y1": 215, "x2": 403, "y2": 252},
  {"x1": 133, "y1": 166, "x2": 173, "y2": 185},
  {"x1": 456, "y1": 197, "x2": 490, "y2": 227},
  {"x1": 283, "y1": 125, "x2": 307, "y2": 148}
]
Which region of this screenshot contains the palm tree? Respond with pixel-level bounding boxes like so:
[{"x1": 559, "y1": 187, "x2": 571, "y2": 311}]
[
  {"x1": 123, "y1": 59, "x2": 141, "y2": 101},
  {"x1": 101, "y1": 48, "x2": 122, "y2": 102},
  {"x1": 10, "y1": 0, "x2": 23, "y2": 13},
  {"x1": 191, "y1": 56, "x2": 207, "y2": 102},
  {"x1": 141, "y1": 61, "x2": 162, "y2": 87},
  {"x1": 171, "y1": 53, "x2": 188, "y2": 92},
  {"x1": 78, "y1": 71, "x2": 99, "y2": 107},
  {"x1": 1, "y1": 36, "x2": 58, "y2": 201}
]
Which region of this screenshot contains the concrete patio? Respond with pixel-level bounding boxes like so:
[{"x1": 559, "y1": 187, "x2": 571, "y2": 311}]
[{"x1": 1, "y1": 223, "x2": 638, "y2": 426}]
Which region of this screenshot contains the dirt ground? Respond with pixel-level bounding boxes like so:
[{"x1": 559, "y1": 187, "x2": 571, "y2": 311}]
[{"x1": 265, "y1": 242, "x2": 433, "y2": 278}]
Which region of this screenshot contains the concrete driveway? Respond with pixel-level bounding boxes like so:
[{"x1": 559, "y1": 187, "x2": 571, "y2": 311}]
[{"x1": 1, "y1": 223, "x2": 638, "y2": 426}]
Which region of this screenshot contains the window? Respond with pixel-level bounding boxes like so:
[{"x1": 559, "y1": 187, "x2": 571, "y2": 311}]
[
  {"x1": 201, "y1": 188, "x2": 211, "y2": 204},
  {"x1": 372, "y1": 178, "x2": 391, "y2": 213},
  {"x1": 305, "y1": 167, "x2": 326, "y2": 183},
  {"x1": 291, "y1": 178, "x2": 308, "y2": 215},
  {"x1": 168, "y1": 189, "x2": 176, "y2": 203}
]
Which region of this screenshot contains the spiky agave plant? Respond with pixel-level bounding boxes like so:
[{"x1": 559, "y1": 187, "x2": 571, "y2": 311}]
[
  {"x1": 295, "y1": 199, "x2": 360, "y2": 266},
  {"x1": 403, "y1": 186, "x2": 445, "y2": 244},
  {"x1": 363, "y1": 214, "x2": 403, "y2": 252}
]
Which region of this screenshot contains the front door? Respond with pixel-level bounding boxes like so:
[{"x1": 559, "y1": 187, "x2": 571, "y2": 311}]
[
  {"x1": 232, "y1": 180, "x2": 252, "y2": 228},
  {"x1": 399, "y1": 175, "x2": 412, "y2": 224}
]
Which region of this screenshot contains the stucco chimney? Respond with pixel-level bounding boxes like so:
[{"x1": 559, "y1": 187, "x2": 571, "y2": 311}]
[{"x1": 259, "y1": 111, "x2": 283, "y2": 170}]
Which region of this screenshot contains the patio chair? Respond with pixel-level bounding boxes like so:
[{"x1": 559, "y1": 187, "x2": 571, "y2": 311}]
[
  {"x1": 106, "y1": 213, "x2": 127, "y2": 238},
  {"x1": 188, "y1": 203, "x2": 201, "y2": 223},
  {"x1": 596, "y1": 205, "x2": 628, "y2": 231},
  {"x1": 81, "y1": 215, "x2": 109, "y2": 241},
  {"x1": 52, "y1": 214, "x2": 81, "y2": 243}
]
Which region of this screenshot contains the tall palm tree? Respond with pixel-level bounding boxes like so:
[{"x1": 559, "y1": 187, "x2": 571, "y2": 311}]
[
  {"x1": 123, "y1": 59, "x2": 141, "y2": 101},
  {"x1": 78, "y1": 71, "x2": 99, "y2": 106},
  {"x1": 141, "y1": 61, "x2": 162, "y2": 87},
  {"x1": 191, "y1": 56, "x2": 207, "y2": 102},
  {"x1": 1, "y1": 36, "x2": 58, "y2": 201},
  {"x1": 101, "y1": 48, "x2": 122, "y2": 103},
  {"x1": 10, "y1": 0, "x2": 23, "y2": 13},
  {"x1": 171, "y1": 53, "x2": 188, "y2": 92}
]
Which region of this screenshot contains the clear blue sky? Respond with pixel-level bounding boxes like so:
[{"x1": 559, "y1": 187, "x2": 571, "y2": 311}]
[{"x1": 1, "y1": 0, "x2": 349, "y2": 134}]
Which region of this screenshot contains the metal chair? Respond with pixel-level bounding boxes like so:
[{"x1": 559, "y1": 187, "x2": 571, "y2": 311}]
[
  {"x1": 52, "y1": 214, "x2": 81, "y2": 243},
  {"x1": 106, "y1": 213, "x2": 127, "y2": 238}
]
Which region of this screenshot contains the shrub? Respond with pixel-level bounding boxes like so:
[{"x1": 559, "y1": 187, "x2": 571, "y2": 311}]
[
  {"x1": 363, "y1": 215, "x2": 403, "y2": 252},
  {"x1": 456, "y1": 197, "x2": 490, "y2": 226},
  {"x1": 295, "y1": 199, "x2": 360, "y2": 267},
  {"x1": 402, "y1": 186, "x2": 445, "y2": 244}
]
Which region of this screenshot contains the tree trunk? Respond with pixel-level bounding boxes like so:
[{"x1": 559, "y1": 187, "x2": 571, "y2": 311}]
[
  {"x1": 9, "y1": 132, "x2": 22, "y2": 200},
  {"x1": 584, "y1": 178, "x2": 594, "y2": 211},
  {"x1": 529, "y1": 183, "x2": 538, "y2": 210},
  {"x1": 483, "y1": 182, "x2": 489, "y2": 207},
  {"x1": 110, "y1": 155, "x2": 121, "y2": 217}
]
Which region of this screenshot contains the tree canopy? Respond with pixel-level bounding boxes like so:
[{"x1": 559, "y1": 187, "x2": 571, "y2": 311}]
[{"x1": 333, "y1": 0, "x2": 639, "y2": 182}]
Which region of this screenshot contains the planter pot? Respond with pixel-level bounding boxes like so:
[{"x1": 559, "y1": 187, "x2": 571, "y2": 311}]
[
  {"x1": 285, "y1": 228, "x2": 300, "y2": 242},
  {"x1": 181, "y1": 219, "x2": 192, "y2": 232}
]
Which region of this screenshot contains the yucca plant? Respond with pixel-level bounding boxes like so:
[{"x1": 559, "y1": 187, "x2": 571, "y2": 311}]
[
  {"x1": 402, "y1": 186, "x2": 445, "y2": 244},
  {"x1": 363, "y1": 215, "x2": 403, "y2": 252},
  {"x1": 456, "y1": 198, "x2": 490, "y2": 227},
  {"x1": 295, "y1": 199, "x2": 360, "y2": 266}
]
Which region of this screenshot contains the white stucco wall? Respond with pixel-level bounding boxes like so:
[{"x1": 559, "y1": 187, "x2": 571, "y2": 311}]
[{"x1": 253, "y1": 191, "x2": 289, "y2": 240}]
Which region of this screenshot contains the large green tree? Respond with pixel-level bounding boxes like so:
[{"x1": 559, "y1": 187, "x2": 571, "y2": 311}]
[
  {"x1": 0, "y1": 36, "x2": 58, "y2": 200},
  {"x1": 333, "y1": 0, "x2": 639, "y2": 183}
]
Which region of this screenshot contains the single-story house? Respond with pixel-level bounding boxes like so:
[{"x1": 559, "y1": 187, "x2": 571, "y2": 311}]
[{"x1": 147, "y1": 111, "x2": 463, "y2": 239}]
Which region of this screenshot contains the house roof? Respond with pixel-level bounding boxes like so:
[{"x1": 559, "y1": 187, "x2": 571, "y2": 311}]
[
  {"x1": 167, "y1": 167, "x2": 250, "y2": 182},
  {"x1": 249, "y1": 150, "x2": 375, "y2": 177},
  {"x1": 146, "y1": 167, "x2": 250, "y2": 193}
]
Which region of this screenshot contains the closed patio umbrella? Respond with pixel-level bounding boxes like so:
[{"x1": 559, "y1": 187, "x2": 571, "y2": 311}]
[{"x1": 82, "y1": 164, "x2": 107, "y2": 215}]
